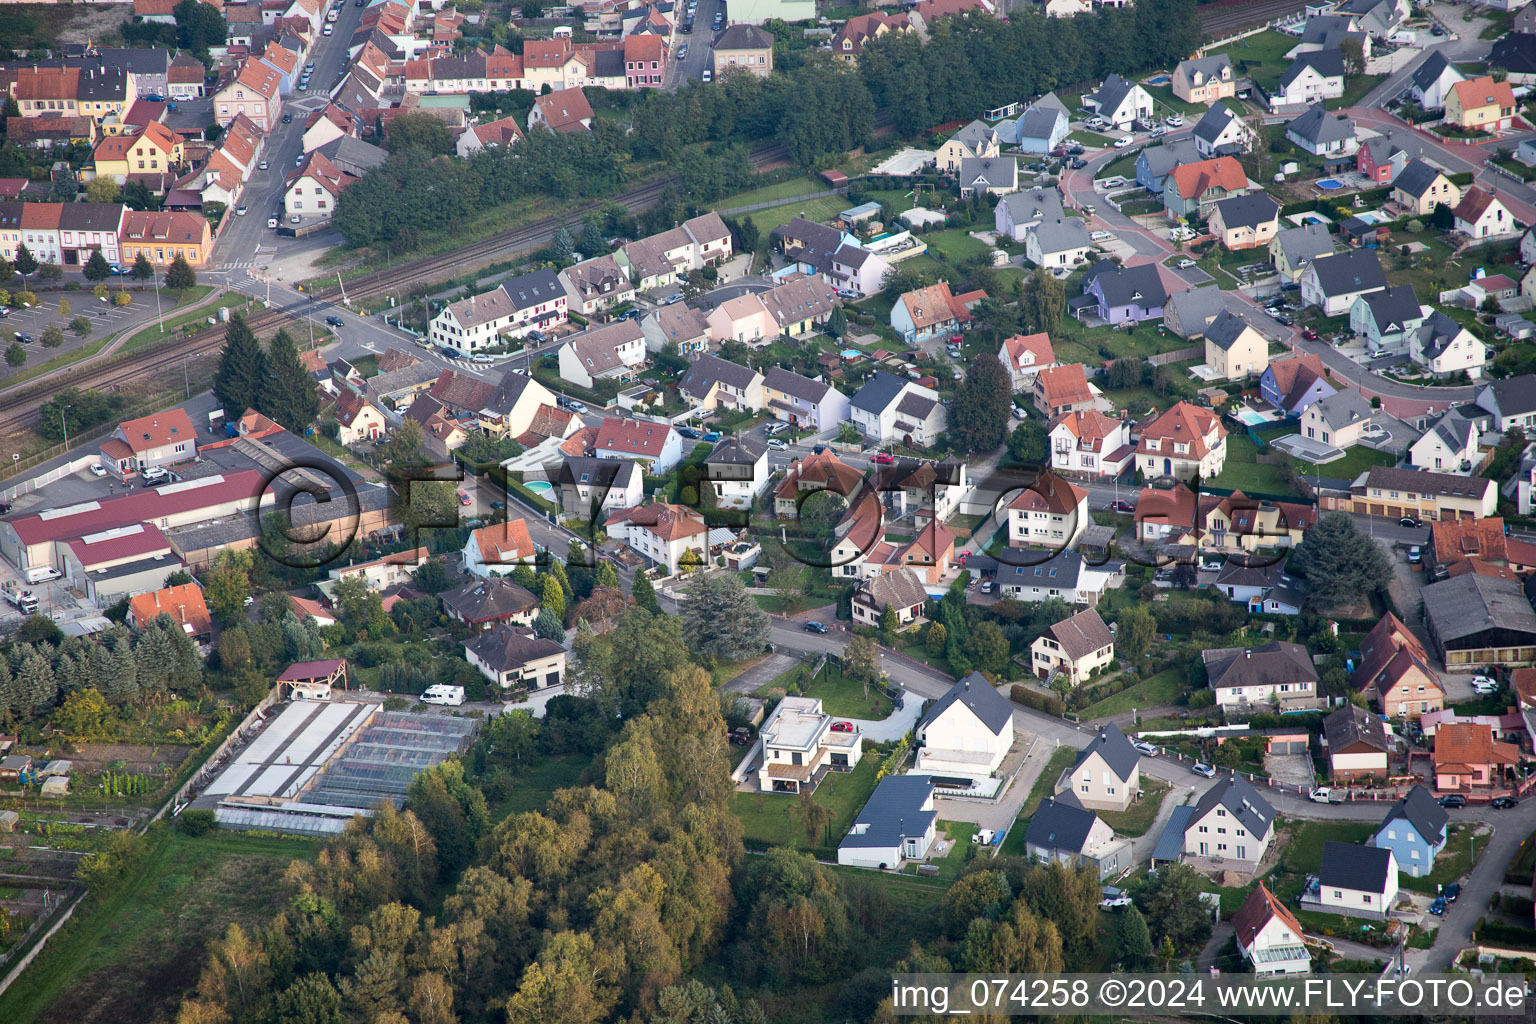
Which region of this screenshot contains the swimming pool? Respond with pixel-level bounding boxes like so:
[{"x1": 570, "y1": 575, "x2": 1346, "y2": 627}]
[
  {"x1": 1316, "y1": 179, "x2": 1344, "y2": 190},
  {"x1": 1146, "y1": 74, "x2": 1171, "y2": 85},
  {"x1": 1236, "y1": 410, "x2": 1269, "y2": 427},
  {"x1": 525, "y1": 480, "x2": 553, "y2": 495}
]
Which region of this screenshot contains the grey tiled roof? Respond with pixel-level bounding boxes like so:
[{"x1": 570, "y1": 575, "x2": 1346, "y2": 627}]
[
  {"x1": 1072, "y1": 721, "x2": 1139, "y2": 782},
  {"x1": 920, "y1": 671, "x2": 1014, "y2": 735}
]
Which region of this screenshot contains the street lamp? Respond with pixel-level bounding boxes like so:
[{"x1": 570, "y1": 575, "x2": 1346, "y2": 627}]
[{"x1": 60, "y1": 404, "x2": 71, "y2": 453}]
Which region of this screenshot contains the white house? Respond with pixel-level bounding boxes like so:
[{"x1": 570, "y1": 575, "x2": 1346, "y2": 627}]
[
  {"x1": 999, "y1": 332, "x2": 1056, "y2": 389},
  {"x1": 1234, "y1": 883, "x2": 1312, "y2": 976},
  {"x1": 850, "y1": 371, "x2": 945, "y2": 445},
  {"x1": 1408, "y1": 49, "x2": 1463, "y2": 110},
  {"x1": 837, "y1": 775, "x2": 936, "y2": 869},
  {"x1": 760, "y1": 695, "x2": 864, "y2": 795},
  {"x1": 1049, "y1": 409, "x2": 1134, "y2": 479},
  {"x1": 1007, "y1": 472, "x2": 1089, "y2": 549},
  {"x1": 1192, "y1": 102, "x2": 1254, "y2": 159},
  {"x1": 1454, "y1": 188, "x2": 1517, "y2": 240},
  {"x1": 594, "y1": 416, "x2": 682, "y2": 474},
  {"x1": 996, "y1": 550, "x2": 1121, "y2": 606},
  {"x1": 1285, "y1": 105, "x2": 1356, "y2": 158},
  {"x1": 1411, "y1": 310, "x2": 1487, "y2": 379},
  {"x1": 428, "y1": 269, "x2": 568, "y2": 351},
  {"x1": 462, "y1": 520, "x2": 540, "y2": 578},
  {"x1": 913, "y1": 673, "x2": 1016, "y2": 783},
  {"x1": 603, "y1": 502, "x2": 708, "y2": 573},
  {"x1": 1085, "y1": 74, "x2": 1154, "y2": 129},
  {"x1": 556, "y1": 320, "x2": 647, "y2": 389},
  {"x1": 556, "y1": 457, "x2": 644, "y2": 520},
  {"x1": 1269, "y1": 51, "x2": 1345, "y2": 111},
  {"x1": 1408, "y1": 409, "x2": 1480, "y2": 473},
  {"x1": 1024, "y1": 793, "x2": 1129, "y2": 879},
  {"x1": 1183, "y1": 776, "x2": 1275, "y2": 868},
  {"x1": 99, "y1": 408, "x2": 198, "y2": 479},
  {"x1": 703, "y1": 437, "x2": 769, "y2": 509},
  {"x1": 1204, "y1": 641, "x2": 1318, "y2": 708},
  {"x1": 994, "y1": 187, "x2": 1066, "y2": 243},
  {"x1": 1026, "y1": 218, "x2": 1094, "y2": 270},
  {"x1": 1316, "y1": 842, "x2": 1398, "y2": 918},
  {"x1": 463, "y1": 626, "x2": 567, "y2": 690},
  {"x1": 1301, "y1": 250, "x2": 1387, "y2": 318}
]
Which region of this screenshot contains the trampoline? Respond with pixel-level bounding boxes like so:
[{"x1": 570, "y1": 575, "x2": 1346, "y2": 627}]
[{"x1": 1316, "y1": 179, "x2": 1344, "y2": 190}]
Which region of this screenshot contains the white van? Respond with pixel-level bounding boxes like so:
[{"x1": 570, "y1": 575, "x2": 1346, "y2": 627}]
[
  {"x1": 25, "y1": 565, "x2": 62, "y2": 585},
  {"x1": 421, "y1": 684, "x2": 465, "y2": 706}
]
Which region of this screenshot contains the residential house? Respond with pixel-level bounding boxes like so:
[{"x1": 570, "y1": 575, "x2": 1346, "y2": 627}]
[
  {"x1": 1391, "y1": 158, "x2": 1460, "y2": 217},
  {"x1": 850, "y1": 371, "x2": 945, "y2": 445},
  {"x1": 1203, "y1": 310, "x2": 1268, "y2": 380},
  {"x1": 1270, "y1": 222, "x2": 1335, "y2": 284},
  {"x1": 891, "y1": 280, "x2": 971, "y2": 343},
  {"x1": 167, "y1": 53, "x2": 206, "y2": 99},
  {"x1": 1048, "y1": 409, "x2": 1134, "y2": 479},
  {"x1": 1212, "y1": 557, "x2": 1306, "y2": 615},
  {"x1": 1008, "y1": 103, "x2": 1069, "y2": 155},
  {"x1": 958, "y1": 156, "x2": 1018, "y2": 198},
  {"x1": 594, "y1": 417, "x2": 681, "y2": 473},
  {"x1": 1422, "y1": 573, "x2": 1536, "y2": 668},
  {"x1": 1024, "y1": 793, "x2": 1129, "y2": 879},
  {"x1": 936, "y1": 119, "x2": 1002, "y2": 173},
  {"x1": 464, "y1": 625, "x2": 567, "y2": 690},
  {"x1": 1408, "y1": 49, "x2": 1464, "y2": 109},
  {"x1": 996, "y1": 549, "x2": 1121, "y2": 606},
  {"x1": 91, "y1": 120, "x2": 183, "y2": 184},
  {"x1": 1446, "y1": 76, "x2": 1516, "y2": 133},
  {"x1": 1301, "y1": 249, "x2": 1387, "y2": 317},
  {"x1": 1172, "y1": 54, "x2": 1235, "y2": 104},
  {"x1": 773, "y1": 450, "x2": 863, "y2": 516},
  {"x1": 1163, "y1": 156, "x2": 1249, "y2": 222},
  {"x1": 1300, "y1": 388, "x2": 1377, "y2": 448},
  {"x1": 1477, "y1": 375, "x2": 1536, "y2": 430},
  {"x1": 1323, "y1": 703, "x2": 1390, "y2": 781},
  {"x1": 831, "y1": 11, "x2": 911, "y2": 64},
  {"x1": 556, "y1": 320, "x2": 647, "y2": 389},
  {"x1": 1182, "y1": 776, "x2": 1275, "y2": 867},
  {"x1": 438, "y1": 576, "x2": 539, "y2": 631},
  {"x1": 761, "y1": 367, "x2": 851, "y2": 431},
  {"x1": 428, "y1": 269, "x2": 567, "y2": 350},
  {"x1": 1316, "y1": 843, "x2": 1398, "y2": 919},
  {"x1": 333, "y1": 391, "x2": 387, "y2": 445},
  {"x1": 874, "y1": 456, "x2": 968, "y2": 521},
  {"x1": 1234, "y1": 883, "x2": 1311, "y2": 976},
  {"x1": 994, "y1": 186, "x2": 1066, "y2": 241},
  {"x1": 305, "y1": 104, "x2": 360, "y2": 154},
  {"x1": 837, "y1": 775, "x2": 934, "y2": 868},
  {"x1": 712, "y1": 24, "x2": 774, "y2": 78},
  {"x1": 1408, "y1": 408, "x2": 1481, "y2": 473},
  {"x1": 1135, "y1": 401, "x2": 1227, "y2": 480},
  {"x1": 283, "y1": 151, "x2": 357, "y2": 222},
  {"x1": 1033, "y1": 363, "x2": 1096, "y2": 419},
  {"x1": 758, "y1": 276, "x2": 839, "y2": 338},
  {"x1": 463, "y1": 520, "x2": 539, "y2": 577},
  {"x1": 1371, "y1": 786, "x2": 1448, "y2": 878},
  {"x1": 1349, "y1": 465, "x2": 1498, "y2": 521},
  {"x1": 1077, "y1": 260, "x2": 1167, "y2": 325},
  {"x1": 1136, "y1": 139, "x2": 1204, "y2": 194},
  {"x1": 913, "y1": 672, "x2": 1015, "y2": 781},
  {"x1": 1203, "y1": 641, "x2": 1318, "y2": 709},
  {"x1": 1199, "y1": 492, "x2": 1314, "y2": 554},
  {"x1": 127, "y1": 582, "x2": 213, "y2": 642},
  {"x1": 1007, "y1": 471, "x2": 1089, "y2": 549},
  {"x1": 556, "y1": 456, "x2": 643, "y2": 521},
  {"x1": 558, "y1": 254, "x2": 634, "y2": 315},
  {"x1": 828, "y1": 243, "x2": 890, "y2": 298},
  {"x1": 1084, "y1": 74, "x2": 1153, "y2": 129},
  {"x1": 1285, "y1": 104, "x2": 1356, "y2": 158},
  {"x1": 1025, "y1": 217, "x2": 1094, "y2": 269},
  {"x1": 677, "y1": 353, "x2": 764, "y2": 413},
  {"x1": 850, "y1": 567, "x2": 928, "y2": 628},
  {"x1": 213, "y1": 60, "x2": 281, "y2": 130},
  {"x1": 703, "y1": 294, "x2": 771, "y2": 347},
  {"x1": 642, "y1": 304, "x2": 712, "y2": 358},
  {"x1": 1165, "y1": 286, "x2": 1230, "y2": 339},
  {"x1": 1454, "y1": 187, "x2": 1516, "y2": 239},
  {"x1": 1349, "y1": 284, "x2": 1425, "y2": 355},
  {"x1": 1355, "y1": 130, "x2": 1427, "y2": 185},
  {"x1": 1032, "y1": 608, "x2": 1116, "y2": 688},
  {"x1": 99, "y1": 409, "x2": 199, "y2": 478},
  {"x1": 529, "y1": 87, "x2": 594, "y2": 133},
  {"x1": 1435, "y1": 721, "x2": 1522, "y2": 790},
  {"x1": 775, "y1": 216, "x2": 850, "y2": 275},
  {"x1": 604, "y1": 502, "x2": 708, "y2": 573},
  {"x1": 1191, "y1": 103, "x2": 1253, "y2": 160},
  {"x1": 1269, "y1": 50, "x2": 1346, "y2": 111},
  {"x1": 1427, "y1": 516, "x2": 1536, "y2": 581},
  {"x1": 1208, "y1": 193, "x2": 1281, "y2": 251},
  {"x1": 624, "y1": 33, "x2": 667, "y2": 88},
  {"x1": 999, "y1": 332, "x2": 1056, "y2": 389},
  {"x1": 703, "y1": 437, "x2": 769, "y2": 508},
  {"x1": 118, "y1": 210, "x2": 212, "y2": 267}
]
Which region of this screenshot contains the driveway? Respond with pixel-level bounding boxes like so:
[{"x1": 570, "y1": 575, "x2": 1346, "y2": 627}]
[{"x1": 723, "y1": 652, "x2": 797, "y2": 695}]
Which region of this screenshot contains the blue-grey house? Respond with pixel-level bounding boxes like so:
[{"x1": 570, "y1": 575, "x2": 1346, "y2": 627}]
[
  {"x1": 1073, "y1": 260, "x2": 1167, "y2": 326},
  {"x1": 1007, "y1": 104, "x2": 1070, "y2": 155},
  {"x1": 1370, "y1": 785, "x2": 1447, "y2": 879},
  {"x1": 1135, "y1": 139, "x2": 1201, "y2": 195}
]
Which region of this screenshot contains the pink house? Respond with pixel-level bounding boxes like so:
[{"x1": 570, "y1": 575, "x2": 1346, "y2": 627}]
[
  {"x1": 624, "y1": 35, "x2": 666, "y2": 89},
  {"x1": 214, "y1": 60, "x2": 282, "y2": 131}
]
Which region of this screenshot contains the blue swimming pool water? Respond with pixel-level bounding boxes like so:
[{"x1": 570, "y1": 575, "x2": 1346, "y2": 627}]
[
  {"x1": 1146, "y1": 74, "x2": 1171, "y2": 85},
  {"x1": 1237, "y1": 410, "x2": 1269, "y2": 426},
  {"x1": 525, "y1": 481, "x2": 553, "y2": 495},
  {"x1": 1317, "y1": 178, "x2": 1344, "y2": 190}
]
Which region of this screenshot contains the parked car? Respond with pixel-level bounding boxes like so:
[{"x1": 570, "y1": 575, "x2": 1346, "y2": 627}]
[
  {"x1": 701, "y1": 69, "x2": 712, "y2": 82},
  {"x1": 702, "y1": 430, "x2": 722, "y2": 442},
  {"x1": 1191, "y1": 761, "x2": 1216, "y2": 778},
  {"x1": 677, "y1": 426, "x2": 701, "y2": 438},
  {"x1": 1067, "y1": 145, "x2": 1085, "y2": 155},
  {"x1": 1089, "y1": 230, "x2": 1112, "y2": 241},
  {"x1": 1429, "y1": 897, "x2": 1446, "y2": 916},
  {"x1": 1132, "y1": 740, "x2": 1158, "y2": 757},
  {"x1": 1493, "y1": 796, "x2": 1519, "y2": 809},
  {"x1": 1112, "y1": 499, "x2": 1135, "y2": 513},
  {"x1": 1438, "y1": 794, "x2": 1467, "y2": 808},
  {"x1": 568, "y1": 400, "x2": 588, "y2": 414},
  {"x1": 1165, "y1": 114, "x2": 1183, "y2": 127},
  {"x1": 766, "y1": 437, "x2": 788, "y2": 450},
  {"x1": 89, "y1": 463, "x2": 108, "y2": 477},
  {"x1": 237, "y1": 205, "x2": 248, "y2": 216},
  {"x1": 470, "y1": 354, "x2": 493, "y2": 364},
  {"x1": 1177, "y1": 259, "x2": 1196, "y2": 269},
  {"x1": 871, "y1": 452, "x2": 895, "y2": 464},
  {"x1": 458, "y1": 491, "x2": 472, "y2": 506},
  {"x1": 1098, "y1": 896, "x2": 1133, "y2": 910},
  {"x1": 678, "y1": 44, "x2": 688, "y2": 59},
  {"x1": 1085, "y1": 116, "x2": 1107, "y2": 130},
  {"x1": 1271, "y1": 312, "x2": 1294, "y2": 327},
  {"x1": 979, "y1": 580, "x2": 993, "y2": 594},
  {"x1": 282, "y1": 112, "x2": 292, "y2": 123},
  {"x1": 258, "y1": 159, "x2": 269, "y2": 171},
  {"x1": 14, "y1": 332, "x2": 32, "y2": 344},
  {"x1": 1149, "y1": 125, "x2": 1167, "y2": 137},
  {"x1": 1301, "y1": 328, "x2": 1320, "y2": 341},
  {"x1": 803, "y1": 621, "x2": 829, "y2": 634},
  {"x1": 1070, "y1": 158, "x2": 1088, "y2": 169},
  {"x1": 1408, "y1": 545, "x2": 1421, "y2": 565},
  {"x1": 830, "y1": 721, "x2": 854, "y2": 733},
  {"x1": 1446, "y1": 882, "x2": 1461, "y2": 901},
  {"x1": 661, "y1": 292, "x2": 684, "y2": 306},
  {"x1": 1399, "y1": 517, "x2": 1421, "y2": 529}
]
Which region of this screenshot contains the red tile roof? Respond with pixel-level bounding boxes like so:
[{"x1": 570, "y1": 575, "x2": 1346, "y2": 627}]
[
  {"x1": 1169, "y1": 156, "x2": 1247, "y2": 201},
  {"x1": 129, "y1": 583, "x2": 212, "y2": 637},
  {"x1": 605, "y1": 502, "x2": 707, "y2": 541},
  {"x1": 1136, "y1": 401, "x2": 1224, "y2": 459},
  {"x1": 1008, "y1": 471, "x2": 1087, "y2": 514},
  {"x1": 1435, "y1": 722, "x2": 1520, "y2": 771},
  {"x1": 1035, "y1": 363, "x2": 1094, "y2": 409},
  {"x1": 1001, "y1": 332, "x2": 1054, "y2": 371},
  {"x1": 113, "y1": 409, "x2": 197, "y2": 455},
  {"x1": 1233, "y1": 882, "x2": 1305, "y2": 952},
  {"x1": 596, "y1": 416, "x2": 674, "y2": 459}
]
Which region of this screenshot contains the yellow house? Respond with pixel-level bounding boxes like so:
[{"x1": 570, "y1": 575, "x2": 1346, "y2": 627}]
[
  {"x1": 1207, "y1": 192, "x2": 1281, "y2": 251},
  {"x1": 92, "y1": 121, "x2": 184, "y2": 184},
  {"x1": 1030, "y1": 607, "x2": 1115, "y2": 686},
  {"x1": 1202, "y1": 310, "x2": 1268, "y2": 380},
  {"x1": 1446, "y1": 76, "x2": 1515, "y2": 132},
  {"x1": 1391, "y1": 159, "x2": 1460, "y2": 217},
  {"x1": 1198, "y1": 491, "x2": 1314, "y2": 553}
]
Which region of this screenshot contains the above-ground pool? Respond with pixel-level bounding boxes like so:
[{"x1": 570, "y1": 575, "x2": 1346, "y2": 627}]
[
  {"x1": 525, "y1": 480, "x2": 554, "y2": 495},
  {"x1": 1316, "y1": 179, "x2": 1344, "y2": 190},
  {"x1": 1146, "y1": 74, "x2": 1171, "y2": 85}
]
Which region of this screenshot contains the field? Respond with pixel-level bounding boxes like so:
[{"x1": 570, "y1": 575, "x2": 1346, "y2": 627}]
[
  {"x1": 736, "y1": 195, "x2": 847, "y2": 234},
  {"x1": 1084, "y1": 668, "x2": 1185, "y2": 719},
  {"x1": 712, "y1": 175, "x2": 829, "y2": 212},
  {"x1": 0, "y1": 829, "x2": 317, "y2": 1024},
  {"x1": 1209, "y1": 434, "x2": 1296, "y2": 495},
  {"x1": 487, "y1": 754, "x2": 595, "y2": 818},
  {"x1": 732, "y1": 756, "x2": 880, "y2": 858},
  {"x1": 1207, "y1": 31, "x2": 1300, "y2": 92},
  {"x1": 1282, "y1": 819, "x2": 1377, "y2": 873},
  {"x1": 923, "y1": 229, "x2": 994, "y2": 265}
]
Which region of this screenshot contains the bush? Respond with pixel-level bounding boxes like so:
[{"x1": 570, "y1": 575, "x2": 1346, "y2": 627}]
[
  {"x1": 178, "y1": 809, "x2": 218, "y2": 836},
  {"x1": 1009, "y1": 684, "x2": 1065, "y2": 717},
  {"x1": 1474, "y1": 920, "x2": 1536, "y2": 951}
]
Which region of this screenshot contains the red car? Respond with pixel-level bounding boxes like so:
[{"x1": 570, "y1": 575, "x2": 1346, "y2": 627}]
[
  {"x1": 872, "y1": 452, "x2": 895, "y2": 464},
  {"x1": 830, "y1": 721, "x2": 855, "y2": 732},
  {"x1": 956, "y1": 550, "x2": 969, "y2": 563},
  {"x1": 1112, "y1": 499, "x2": 1135, "y2": 513},
  {"x1": 458, "y1": 492, "x2": 472, "y2": 506},
  {"x1": 1301, "y1": 329, "x2": 1320, "y2": 341},
  {"x1": 1049, "y1": 146, "x2": 1068, "y2": 157}
]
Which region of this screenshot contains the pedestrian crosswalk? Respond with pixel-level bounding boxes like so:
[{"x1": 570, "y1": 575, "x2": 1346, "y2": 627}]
[{"x1": 218, "y1": 260, "x2": 260, "y2": 271}]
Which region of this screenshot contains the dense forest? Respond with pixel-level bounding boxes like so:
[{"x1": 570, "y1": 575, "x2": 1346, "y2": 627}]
[{"x1": 331, "y1": 0, "x2": 1200, "y2": 250}]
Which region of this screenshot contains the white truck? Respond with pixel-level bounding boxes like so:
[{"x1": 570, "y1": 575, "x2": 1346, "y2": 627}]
[
  {"x1": 1309, "y1": 787, "x2": 1343, "y2": 805},
  {"x1": 421, "y1": 684, "x2": 465, "y2": 707},
  {"x1": 2, "y1": 583, "x2": 39, "y2": 615}
]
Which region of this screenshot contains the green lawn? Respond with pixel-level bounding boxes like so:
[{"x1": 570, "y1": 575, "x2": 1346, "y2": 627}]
[
  {"x1": 796, "y1": 663, "x2": 895, "y2": 719},
  {"x1": 1209, "y1": 30, "x2": 1298, "y2": 84},
  {"x1": 999, "y1": 745, "x2": 1079, "y2": 856},
  {"x1": 1098, "y1": 149, "x2": 1141, "y2": 180},
  {"x1": 1400, "y1": 823, "x2": 1486, "y2": 895},
  {"x1": 1329, "y1": 74, "x2": 1387, "y2": 111},
  {"x1": 1069, "y1": 129, "x2": 1119, "y2": 148},
  {"x1": 733, "y1": 756, "x2": 880, "y2": 858},
  {"x1": 1209, "y1": 435, "x2": 1300, "y2": 496},
  {"x1": 1282, "y1": 819, "x2": 1377, "y2": 873},
  {"x1": 1141, "y1": 82, "x2": 1207, "y2": 117},
  {"x1": 1085, "y1": 668, "x2": 1186, "y2": 719},
  {"x1": 713, "y1": 175, "x2": 827, "y2": 210},
  {"x1": 487, "y1": 754, "x2": 594, "y2": 818},
  {"x1": 924, "y1": 229, "x2": 993, "y2": 265},
  {"x1": 729, "y1": 195, "x2": 846, "y2": 233},
  {"x1": 923, "y1": 819, "x2": 980, "y2": 879},
  {"x1": 116, "y1": 287, "x2": 241, "y2": 355},
  {"x1": 1099, "y1": 776, "x2": 1172, "y2": 838},
  {"x1": 0, "y1": 829, "x2": 317, "y2": 1024}
]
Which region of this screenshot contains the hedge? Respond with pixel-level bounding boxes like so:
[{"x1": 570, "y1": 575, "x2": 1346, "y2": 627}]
[
  {"x1": 1010, "y1": 684, "x2": 1065, "y2": 717},
  {"x1": 1473, "y1": 920, "x2": 1536, "y2": 952}
]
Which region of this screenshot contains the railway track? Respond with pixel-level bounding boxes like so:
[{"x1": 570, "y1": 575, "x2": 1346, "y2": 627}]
[
  {"x1": 1198, "y1": 0, "x2": 1310, "y2": 38},
  {"x1": 0, "y1": 140, "x2": 794, "y2": 437}
]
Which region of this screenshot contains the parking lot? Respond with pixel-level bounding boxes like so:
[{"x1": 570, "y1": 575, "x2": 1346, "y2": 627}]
[{"x1": 0, "y1": 292, "x2": 149, "y2": 382}]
